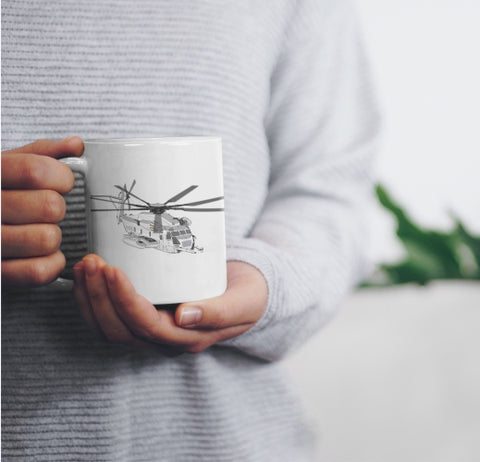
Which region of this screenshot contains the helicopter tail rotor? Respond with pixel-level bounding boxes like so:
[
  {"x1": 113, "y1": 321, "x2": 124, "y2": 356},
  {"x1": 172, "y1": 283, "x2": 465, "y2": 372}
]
[{"x1": 114, "y1": 180, "x2": 150, "y2": 207}]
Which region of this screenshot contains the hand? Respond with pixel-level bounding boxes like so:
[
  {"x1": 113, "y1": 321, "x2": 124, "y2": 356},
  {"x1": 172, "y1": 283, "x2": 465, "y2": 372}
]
[
  {"x1": 1, "y1": 137, "x2": 84, "y2": 286},
  {"x1": 73, "y1": 256, "x2": 268, "y2": 354}
]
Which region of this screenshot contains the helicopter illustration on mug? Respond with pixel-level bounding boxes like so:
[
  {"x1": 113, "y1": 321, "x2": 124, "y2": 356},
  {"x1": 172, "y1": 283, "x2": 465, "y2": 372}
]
[{"x1": 90, "y1": 180, "x2": 224, "y2": 254}]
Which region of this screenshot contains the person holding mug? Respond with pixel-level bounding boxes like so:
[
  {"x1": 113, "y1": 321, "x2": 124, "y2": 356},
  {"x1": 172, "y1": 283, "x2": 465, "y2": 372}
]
[
  {"x1": 1, "y1": 0, "x2": 380, "y2": 460},
  {"x1": 2, "y1": 136, "x2": 265, "y2": 353}
]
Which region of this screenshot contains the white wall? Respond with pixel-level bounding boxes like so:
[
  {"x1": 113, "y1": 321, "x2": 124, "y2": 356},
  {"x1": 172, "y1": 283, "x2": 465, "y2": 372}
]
[
  {"x1": 282, "y1": 4, "x2": 480, "y2": 460},
  {"x1": 356, "y1": 0, "x2": 480, "y2": 263},
  {"x1": 285, "y1": 282, "x2": 480, "y2": 462}
]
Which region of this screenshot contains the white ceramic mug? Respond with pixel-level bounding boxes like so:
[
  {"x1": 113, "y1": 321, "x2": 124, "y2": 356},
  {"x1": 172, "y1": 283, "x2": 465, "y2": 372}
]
[{"x1": 60, "y1": 137, "x2": 227, "y2": 305}]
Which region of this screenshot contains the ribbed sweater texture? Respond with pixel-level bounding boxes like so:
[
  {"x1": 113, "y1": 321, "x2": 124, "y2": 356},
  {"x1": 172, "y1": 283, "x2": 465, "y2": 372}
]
[{"x1": 2, "y1": 1, "x2": 380, "y2": 460}]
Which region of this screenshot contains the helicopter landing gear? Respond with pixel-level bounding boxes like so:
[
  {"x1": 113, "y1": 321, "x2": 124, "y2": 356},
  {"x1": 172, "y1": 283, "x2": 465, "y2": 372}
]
[{"x1": 191, "y1": 235, "x2": 204, "y2": 252}]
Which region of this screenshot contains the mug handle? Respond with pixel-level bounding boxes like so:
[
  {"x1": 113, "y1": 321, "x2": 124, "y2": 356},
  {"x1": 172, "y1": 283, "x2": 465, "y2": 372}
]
[{"x1": 46, "y1": 157, "x2": 89, "y2": 291}]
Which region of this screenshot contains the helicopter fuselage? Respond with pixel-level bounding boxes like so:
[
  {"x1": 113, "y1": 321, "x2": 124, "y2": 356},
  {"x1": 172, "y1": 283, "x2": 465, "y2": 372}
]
[{"x1": 119, "y1": 211, "x2": 200, "y2": 253}]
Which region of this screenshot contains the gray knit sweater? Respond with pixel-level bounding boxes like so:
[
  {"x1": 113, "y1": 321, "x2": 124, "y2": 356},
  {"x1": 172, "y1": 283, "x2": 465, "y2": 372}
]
[{"x1": 2, "y1": 1, "x2": 380, "y2": 460}]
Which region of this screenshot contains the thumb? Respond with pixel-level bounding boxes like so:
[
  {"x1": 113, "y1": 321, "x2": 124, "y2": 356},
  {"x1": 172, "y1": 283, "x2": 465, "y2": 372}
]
[{"x1": 175, "y1": 262, "x2": 268, "y2": 329}]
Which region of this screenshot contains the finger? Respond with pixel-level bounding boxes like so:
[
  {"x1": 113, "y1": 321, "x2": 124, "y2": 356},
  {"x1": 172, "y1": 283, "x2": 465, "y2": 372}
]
[
  {"x1": 2, "y1": 190, "x2": 66, "y2": 224},
  {"x1": 2, "y1": 136, "x2": 84, "y2": 158},
  {"x1": 175, "y1": 292, "x2": 255, "y2": 330},
  {"x1": 1, "y1": 250, "x2": 66, "y2": 286},
  {"x1": 104, "y1": 265, "x2": 254, "y2": 353},
  {"x1": 2, "y1": 224, "x2": 62, "y2": 258},
  {"x1": 104, "y1": 265, "x2": 200, "y2": 347},
  {"x1": 74, "y1": 259, "x2": 182, "y2": 355},
  {"x1": 82, "y1": 255, "x2": 150, "y2": 349},
  {"x1": 175, "y1": 262, "x2": 267, "y2": 329},
  {"x1": 1, "y1": 153, "x2": 75, "y2": 192},
  {"x1": 72, "y1": 261, "x2": 102, "y2": 335}
]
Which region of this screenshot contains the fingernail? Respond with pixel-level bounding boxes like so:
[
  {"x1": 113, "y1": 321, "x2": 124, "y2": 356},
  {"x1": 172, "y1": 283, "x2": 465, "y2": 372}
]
[
  {"x1": 83, "y1": 258, "x2": 96, "y2": 276},
  {"x1": 64, "y1": 135, "x2": 79, "y2": 142},
  {"x1": 178, "y1": 307, "x2": 202, "y2": 327},
  {"x1": 104, "y1": 266, "x2": 116, "y2": 284}
]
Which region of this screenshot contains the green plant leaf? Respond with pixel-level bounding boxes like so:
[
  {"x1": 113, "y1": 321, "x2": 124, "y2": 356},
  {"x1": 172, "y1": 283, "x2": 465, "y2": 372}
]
[{"x1": 365, "y1": 185, "x2": 480, "y2": 286}]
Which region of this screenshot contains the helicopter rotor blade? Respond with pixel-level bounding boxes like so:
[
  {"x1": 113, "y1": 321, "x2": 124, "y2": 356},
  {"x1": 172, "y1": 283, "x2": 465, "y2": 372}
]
[
  {"x1": 128, "y1": 179, "x2": 136, "y2": 194},
  {"x1": 90, "y1": 196, "x2": 148, "y2": 209},
  {"x1": 126, "y1": 179, "x2": 136, "y2": 210},
  {"x1": 91, "y1": 195, "x2": 123, "y2": 202},
  {"x1": 91, "y1": 208, "x2": 123, "y2": 212},
  {"x1": 91, "y1": 206, "x2": 152, "y2": 212},
  {"x1": 164, "y1": 185, "x2": 198, "y2": 204},
  {"x1": 114, "y1": 184, "x2": 151, "y2": 206},
  {"x1": 123, "y1": 183, "x2": 130, "y2": 210},
  {"x1": 90, "y1": 196, "x2": 124, "y2": 205},
  {"x1": 168, "y1": 207, "x2": 224, "y2": 212},
  {"x1": 171, "y1": 196, "x2": 224, "y2": 207}
]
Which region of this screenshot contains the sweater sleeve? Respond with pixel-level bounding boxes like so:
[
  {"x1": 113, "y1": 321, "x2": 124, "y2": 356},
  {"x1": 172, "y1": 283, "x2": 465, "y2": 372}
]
[{"x1": 221, "y1": 0, "x2": 381, "y2": 361}]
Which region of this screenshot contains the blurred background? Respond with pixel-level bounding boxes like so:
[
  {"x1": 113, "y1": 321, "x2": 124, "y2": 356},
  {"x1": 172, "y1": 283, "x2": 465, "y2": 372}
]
[{"x1": 284, "y1": 1, "x2": 480, "y2": 461}]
